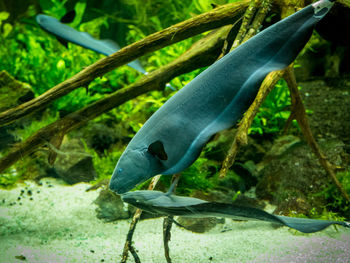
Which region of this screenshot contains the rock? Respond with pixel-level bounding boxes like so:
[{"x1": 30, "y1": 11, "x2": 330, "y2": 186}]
[
  {"x1": 0, "y1": 70, "x2": 34, "y2": 112},
  {"x1": 54, "y1": 138, "x2": 97, "y2": 184},
  {"x1": 0, "y1": 127, "x2": 16, "y2": 151},
  {"x1": 0, "y1": 71, "x2": 34, "y2": 151},
  {"x1": 216, "y1": 170, "x2": 248, "y2": 193},
  {"x1": 94, "y1": 189, "x2": 132, "y2": 221},
  {"x1": 71, "y1": 120, "x2": 130, "y2": 154},
  {"x1": 256, "y1": 139, "x2": 346, "y2": 216},
  {"x1": 264, "y1": 135, "x2": 301, "y2": 159},
  {"x1": 193, "y1": 189, "x2": 265, "y2": 209},
  {"x1": 176, "y1": 217, "x2": 224, "y2": 233},
  {"x1": 299, "y1": 79, "x2": 350, "y2": 152},
  {"x1": 175, "y1": 188, "x2": 264, "y2": 233}
]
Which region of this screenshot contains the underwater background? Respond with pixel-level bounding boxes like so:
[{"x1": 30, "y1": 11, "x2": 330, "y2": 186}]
[{"x1": 0, "y1": 0, "x2": 350, "y2": 262}]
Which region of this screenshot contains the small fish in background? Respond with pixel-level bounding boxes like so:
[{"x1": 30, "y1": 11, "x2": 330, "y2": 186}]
[
  {"x1": 109, "y1": 0, "x2": 335, "y2": 194},
  {"x1": 36, "y1": 11, "x2": 146, "y2": 74},
  {"x1": 121, "y1": 189, "x2": 350, "y2": 234}
]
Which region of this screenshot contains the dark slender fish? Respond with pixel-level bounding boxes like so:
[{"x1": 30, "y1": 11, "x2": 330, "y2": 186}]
[
  {"x1": 109, "y1": 0, "x2": 334, "y2": 194},
  {"x1": 36, "y1": 14, "x2": 145, "y2": 73},
  {"x1": 122, "y1": 190, "x2": 350, "y2": 234}
]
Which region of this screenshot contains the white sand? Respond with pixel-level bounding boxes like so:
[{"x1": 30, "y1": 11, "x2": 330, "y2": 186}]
[{"x1": 0, "y1": 178, "x2": 349, "y2": 263}]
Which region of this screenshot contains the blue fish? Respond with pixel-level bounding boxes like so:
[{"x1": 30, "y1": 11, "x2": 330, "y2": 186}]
[
  {"x1": 110, "y1": 0, "x2": 334, "y2": 194},
  {"x1": 36, "y1": 14, "x2": 145, "y2": 73},
  {"x1": 122, "y1": 190, "x2": 350, "y2": 234}
]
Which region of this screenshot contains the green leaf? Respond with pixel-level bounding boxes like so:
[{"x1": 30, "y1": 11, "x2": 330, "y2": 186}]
[{"x1": 0, "y1": 12, "x2": 10, "y2": 21}]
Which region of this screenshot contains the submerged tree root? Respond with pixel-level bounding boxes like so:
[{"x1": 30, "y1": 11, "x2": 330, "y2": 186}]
[
  {"x1": 219, "y1": 69, "x2": 285, "y2": 177},
  {"x1": 121, "y1": 175, "x2": 161, "y2": 263},
  {"x1": 162, "y1": 173, "x2": 181, "y2": 263},
  {"x1": 122, "y1": 173, "x2": 181, "y2": 263},
  {"x1": 163, "y1": 216, "x2": 174, "y2": 263}
]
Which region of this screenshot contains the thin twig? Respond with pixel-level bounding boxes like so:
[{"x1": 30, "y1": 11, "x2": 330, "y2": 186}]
[
  {"x1": 128, "y1": 245, "x2": 141, "y2": 263},
  {"x1": 163, "y1": 216, "x2": 174, "y2": 263},
  {"x1": 231, "y1": 0, "x2": 261, "y2": 50},
  {"x1": 0, "y1": 1, "x2": 249, "y2": 127},
  {"x1": 121, "y1": 175, "x2": 161, "y2": 263},
  {"x1": 241, "y1": 0, "x2": 271, "y2": 43},
  {"x1": 284, "y1": 66, "x2": 350, "y2": 203},
  {"x1": 163, "y1": 174, "x2": 182, "y2": 263},
  {"x1": 219, "y1": 69, "x2": 285, "y2": 177}
]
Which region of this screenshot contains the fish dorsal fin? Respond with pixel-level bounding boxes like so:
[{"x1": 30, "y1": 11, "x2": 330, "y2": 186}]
[
  {"x1": 148, "y1": 140, "x2": 168, "y2": 160},
  {"x1": 60, "y1": 10, "x2": 76, "y2": 24}
]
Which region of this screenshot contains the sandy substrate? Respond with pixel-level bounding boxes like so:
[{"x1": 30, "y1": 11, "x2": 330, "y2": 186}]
[{"x1": 0, "y1": 178, "x2": 349, "y2": 263}]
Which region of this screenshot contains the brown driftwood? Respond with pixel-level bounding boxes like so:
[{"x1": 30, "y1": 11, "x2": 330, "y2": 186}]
[
  {"x1": 241, "y1": 0, "x2": 271, "y2": 43},
  {"x1": 0, "y1": 0, "x2": 249, "y2": 127},
  {"x1": 163, "y1": 216, "x2": 174, "y2": 263},
  {"x1": 0, "y1": 25, "x2": 232, "y2": 174},
  {"x1": 220, "y1": 69, "x2": 285, "y2": 177},
  {"x1": 220, "y1": 0, "x2": 276, "y2": 176},
  {"x1": 231, "y1": 0, "x2": 261, "y2": 49}
]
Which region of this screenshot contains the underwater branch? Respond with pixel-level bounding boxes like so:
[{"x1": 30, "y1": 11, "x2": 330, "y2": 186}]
[
  {"x1": 0, "y1": 0, "x2": 249, "y2": 127},
  {"x1": 0, "y1": 26, "x2": 233, "y2": 174}
]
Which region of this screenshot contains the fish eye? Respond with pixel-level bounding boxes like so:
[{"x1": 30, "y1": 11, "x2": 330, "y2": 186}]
[{"x1": 118, "y1": 168, "x2": 123, "y2": 174}]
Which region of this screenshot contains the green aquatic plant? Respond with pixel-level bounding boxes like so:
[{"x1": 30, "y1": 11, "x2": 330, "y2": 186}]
[
  {"x1": 81, "y1": 140, "x2": 123, "y2": 182},
  {"x1": 0, "y1": 11, "x2": 13, "y2": 38},
  {"x1": 0, "y1": 3, "x2": 140, "y2": 115},
  {"x1": 13, "y1": 112, "x2": 59, "y2": 141},
  {"x1": 318, "y1": 169, "x2": 350, "y2": 213},
  {"x1": 249, "y1": 79, "x2": 294, "y2": 135},
  {"x1": 178, "y1": 157, "x2": 216, "y2": 194},
  {"x1": 133, "y1": 156, "x2": 217, "y2": 194},
  {"x1": 0, "y1": 172, "x2": 19, "y2": 189}
]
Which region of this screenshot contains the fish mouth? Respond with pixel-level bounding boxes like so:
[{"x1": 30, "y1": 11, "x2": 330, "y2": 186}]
[
  {"x1": 108, "y1": 176, "x2": 136, "y2": 194},
  {"x1": 120, "y1": 193, "x2": 135, "y2": 203}
]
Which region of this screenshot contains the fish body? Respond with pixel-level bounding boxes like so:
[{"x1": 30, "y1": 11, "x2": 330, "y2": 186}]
[
  {"x1": 110, "y1": 0, "x2": 333, "y2": 194},
  {"x1": 122, "y1": 190, "x2": 350, "y2": 234},
  {"x1": 36, "y1": 14, "x2": 145, "y2": 73}
]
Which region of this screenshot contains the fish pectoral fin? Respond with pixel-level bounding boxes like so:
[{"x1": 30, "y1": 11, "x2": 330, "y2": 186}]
[
  {"x1": 56, "y1": 37, "x2": 68, "y2": 48},
  {"x1": 148, "y1": 140, "x2": 168, "y2": 160},
  {"x1": 60, "y1": 10, "x2": 76, "y2": 24}
]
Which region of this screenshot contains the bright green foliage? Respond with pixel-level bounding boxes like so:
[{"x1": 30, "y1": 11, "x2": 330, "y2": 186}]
[
  {"x1": 87, "y1": 148, "x2": 123, "y2": 183},
  {"x1": 0, "y1": 173, "x2": 20, "y2": 188},
  {"x1": 131, "y1": 156, "x2": 218, "y2": 194},
  {"x1": 14, "y1": 112, "x2": 59, "y2": 141},
  {"x1": 249, "y1": 79, "x2": 296, "y2": 135},
  {"x1": 177, "y1": 157, "x2": 215, "y2": 194},
  {"x1": 318, "y1": 169, "x2": 350, "y2": 213},
  {"x1": 0, "y1": 11, "x2": 13, "y2": 38},
  {"x1": 0, "y1": 20, "x2": 140, "y2": 114}
]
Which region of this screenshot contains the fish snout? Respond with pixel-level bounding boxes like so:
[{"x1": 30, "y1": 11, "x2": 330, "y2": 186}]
[{"x1": 108, "y1": 175, "x2": 132, "y2": 194}]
